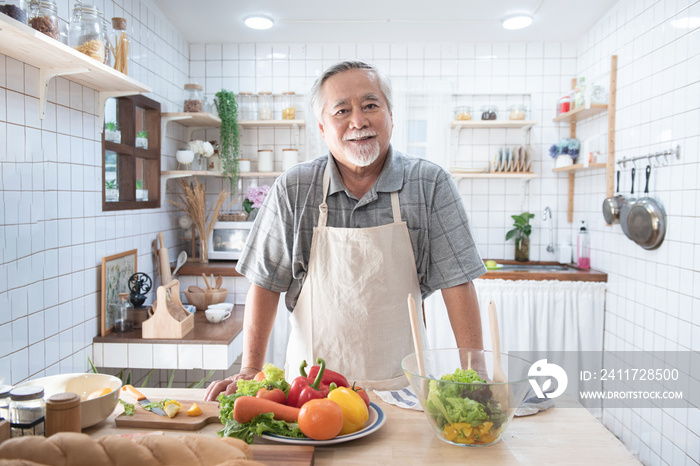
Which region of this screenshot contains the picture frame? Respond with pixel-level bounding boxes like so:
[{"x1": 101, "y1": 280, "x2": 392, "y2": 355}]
[{"x1": 101, "y1": 249, "x2": 138, "y2": 336}]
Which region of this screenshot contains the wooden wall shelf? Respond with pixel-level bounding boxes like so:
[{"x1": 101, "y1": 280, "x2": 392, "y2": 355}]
[
  {"x1": 551, "y1": 163, "x2": 606, "y2": 173},
  {"x1": 553, "y1": 105, "x2": 608, "y2": 123},
  {"x1": 451, "y1": 172, "x2": 538, "y2": 179},
  {"x1": 450, "y1": 120, "x2": 538, "y2": 130}
]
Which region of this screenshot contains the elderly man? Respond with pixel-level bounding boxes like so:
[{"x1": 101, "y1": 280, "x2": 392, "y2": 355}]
[{"x1": 205, "y1": 60, "x2": 485, "y2": 401}]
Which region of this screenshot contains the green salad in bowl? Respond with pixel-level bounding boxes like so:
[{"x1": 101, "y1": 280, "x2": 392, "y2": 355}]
[{"x1": 402, "y1": 348, "x2": 532, "y2": 446}]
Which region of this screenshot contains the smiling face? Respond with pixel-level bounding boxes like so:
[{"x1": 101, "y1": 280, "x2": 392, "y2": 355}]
[{"x1": 317, "y1": 69, "x2": 393, "y2": 170}]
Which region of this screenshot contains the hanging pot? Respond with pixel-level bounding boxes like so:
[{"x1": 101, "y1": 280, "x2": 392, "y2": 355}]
[
  {"x1": 619, "y1": 167, "x2": 636, "y2": 240},
  {"x1": 602, "y1": 170, "x2": 626, "y2": 225},
  {"x1": 627, "y1": 165, "x2": 666, "y2": 250}
]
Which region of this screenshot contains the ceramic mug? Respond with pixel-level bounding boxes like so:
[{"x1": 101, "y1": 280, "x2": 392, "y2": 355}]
[{"x1": 205, "y1": 308, "x2": 231, "y2": 324}]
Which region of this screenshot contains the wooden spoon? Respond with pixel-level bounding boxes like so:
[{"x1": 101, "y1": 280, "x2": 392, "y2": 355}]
[
  {"x1": 202, "y1": 273, "x2": 211, "y2": 290},
  {"x1": 407, "y1": 294, "x2": 426, "y2": 377},
  {"x1": 215, "y1": 276, "x2": 223, "y2": 289},
  {"x1": 489, "y1": 301, "x2": 509, "y2": 404},
  {"x1": 188, "y1": 286, "x2": 205, "y2": 293}
]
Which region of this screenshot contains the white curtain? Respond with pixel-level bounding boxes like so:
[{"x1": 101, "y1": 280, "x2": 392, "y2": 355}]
[{"x1": 425, "y1": 279, "x2": 606, "y2": 353}]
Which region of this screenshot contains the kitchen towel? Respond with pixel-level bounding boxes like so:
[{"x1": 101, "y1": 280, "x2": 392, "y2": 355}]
[{"x1": 373, "y1": 386, "x2": 554, "y2": 416}]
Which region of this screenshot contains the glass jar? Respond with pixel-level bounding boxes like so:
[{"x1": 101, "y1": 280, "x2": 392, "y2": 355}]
[
  {"x1": 29, "y1": 0, "x2": 59, "y2": 40},
  {"x1": 258, "y1": 91, "x2": 273, "y2": 120},
  {"x1": 184, "y1": 84, "x2": 203, "y2": 112},
  {"x1": 238, "y1": 92, "x2": 255, "y2": 120},
  {"x1": 557, "y1": 95, "x2": 572, "y2": 115},
  {"x1": 68, "y1": 3, "x2": 105, "y2": 62},
  {"x1": 258, "y1": 149, "x2": 273, "y2": 172},
  {"x1": 0, "y1": 0, "x2": 28, "y2": 24},
  {"x1": 281, "y1": 91, "x2": 296, "y2": 120},
  {"x1": 480, "y1": 105, "x2": 498, "y2": 121},
  {"x1": 112, "y1": 292, "x2": 133, "y2": 333},
  {"x1": 99, "y1": 12, "x2": 111, "y2": 66},
  {"x1": 508, "y1": 104, "x2": 527, "y2": 120},
  {"x1": 111, "y1": 17, "x2": 129, "y2": 74},
  {"x1": 454, "y1": 106, "x2": 472, "y2": 121},
  {"x1": 9, "y1": 386, "x2": 45, "y2": 437},
  {"x1": 0, "y1": 385, "x2": 12, "y2": 421}
]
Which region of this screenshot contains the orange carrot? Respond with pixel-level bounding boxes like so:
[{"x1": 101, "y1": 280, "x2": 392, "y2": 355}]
[
  {"x1": 254, "y1": 371, "x2": 266, "y2": 381},
  {"x1": 233, "y1": 396, "x2": 300, "y2": 424}
]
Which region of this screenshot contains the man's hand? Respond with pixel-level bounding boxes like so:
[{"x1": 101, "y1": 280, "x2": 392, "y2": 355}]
[{"x1": 203, "y1": 367, "x2": 259, "y2": 401}]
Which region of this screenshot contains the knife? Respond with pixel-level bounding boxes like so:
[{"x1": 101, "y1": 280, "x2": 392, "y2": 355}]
[{"x1": 122, "y1": 385, "x2": 167, "y2": 416}]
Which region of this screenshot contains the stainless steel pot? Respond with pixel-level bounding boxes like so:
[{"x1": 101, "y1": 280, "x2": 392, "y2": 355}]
[
  {"x1": 602, "y1": 170, "x2": 626, "y2": 224},
  {"x1": 627, "y1": 165, "x2": 666, "y2": 250},
  {"x1": 619, "y1": 167, "x2": 636, "y2": 239}
]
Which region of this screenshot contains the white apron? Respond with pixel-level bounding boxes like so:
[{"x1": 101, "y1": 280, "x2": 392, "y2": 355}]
[{"x1": 285, "y1": 165, "x2": 424, "y2": 391}]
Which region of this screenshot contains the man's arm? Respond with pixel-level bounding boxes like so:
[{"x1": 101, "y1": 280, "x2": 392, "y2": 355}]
[
  {"x1": 441, "y1": 281, "x2": 483, "y2": 349},
  {"x1": 204, "y1": 284, "x2": 280, "y2": 401}
]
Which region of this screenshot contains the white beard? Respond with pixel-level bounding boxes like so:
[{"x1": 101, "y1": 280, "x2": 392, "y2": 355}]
[{"x1": 343, "y1": 136, "x2": 381, "y2": 167}]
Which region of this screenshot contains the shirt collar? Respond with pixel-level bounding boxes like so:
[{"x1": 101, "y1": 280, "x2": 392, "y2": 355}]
[{"x1": 326, "y1": 145, "x2": 404, "y2": 196}]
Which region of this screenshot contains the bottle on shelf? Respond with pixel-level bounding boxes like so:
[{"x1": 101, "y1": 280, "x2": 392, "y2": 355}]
[
  {"x1": 576, "y1": 220, "x2": 590, "y2": 269},
  {"x1": 257, "y1": 91, "x2": 273, "y2": 120},
  {"x1": 111, "y1": 17, "x2": 129, "y2": 74}
]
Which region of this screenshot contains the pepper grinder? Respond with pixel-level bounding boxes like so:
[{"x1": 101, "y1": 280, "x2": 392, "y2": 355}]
[{"x1": 45, "y1": 392, "x2": 81, "y2": 437}]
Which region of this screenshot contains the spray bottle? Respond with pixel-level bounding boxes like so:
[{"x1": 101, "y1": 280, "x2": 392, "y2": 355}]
[{"x1": 577, "y1": 220, "x2": 590, "y2": 269}]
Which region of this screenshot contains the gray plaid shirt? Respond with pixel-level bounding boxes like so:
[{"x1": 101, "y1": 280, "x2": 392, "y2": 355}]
[{"x1": 236, "y1": 146, "x2": 486, "y2": 311}]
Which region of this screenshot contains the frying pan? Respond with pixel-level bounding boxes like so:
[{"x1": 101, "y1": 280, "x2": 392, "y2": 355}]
[
  {"x1": 627, "y1": 165, "x2": 666, "y2": 250},
  {"x1": 602, "y1": 170, "x2": 626, "y2": 224},
  {"x1": 619, "y1": 167, "x2": 636, "y2": 239}
]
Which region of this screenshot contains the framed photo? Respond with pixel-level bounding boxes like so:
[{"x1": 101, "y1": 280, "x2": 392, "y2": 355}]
[{"x1": 101, "y1": 249, "x2": 138, "y2": 336}]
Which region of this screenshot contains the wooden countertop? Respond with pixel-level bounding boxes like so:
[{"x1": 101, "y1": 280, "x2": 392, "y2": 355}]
[
  {"x1": 92, "y1": 306, "x2": 244, "y2": 345},
  {"x1": 84, "y1": 388, "x2": 640, "y2": 465},
  {"x1": 481, "y1": 260, "x2": 608, "y2": 282}
]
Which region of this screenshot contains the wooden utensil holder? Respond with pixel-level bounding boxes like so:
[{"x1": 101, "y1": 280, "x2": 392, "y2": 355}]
[{"x1": 142, "y1": 280, "x2": 194, "y2": 339}]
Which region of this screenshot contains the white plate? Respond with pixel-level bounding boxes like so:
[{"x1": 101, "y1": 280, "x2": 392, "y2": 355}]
[
  {"x1": 450, "y1": 167, "x2": 488, "y2": 174},
  {"x1": 260, "y1": 402, "x2": 386, "y2": 446}
]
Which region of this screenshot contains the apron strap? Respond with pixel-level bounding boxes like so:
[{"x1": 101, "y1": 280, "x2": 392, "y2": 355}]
[{"x1": 390, "y1": 191, "x2": 402, "y2": 223}]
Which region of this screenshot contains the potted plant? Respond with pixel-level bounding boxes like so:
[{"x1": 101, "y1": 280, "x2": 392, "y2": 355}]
[
  {"x1": 188, "y1": 140, "x2": 214, "y2": 171},
  {"x1": 136, "y1": 179, "x2": 148, "y2": 201},
  {"x1": 214, "y1": 89, "x2": 241, "y2": 193},
  {"x1": 506, "y1": 212, "x2": 535, "y2": 262},
  {"x1": 105, "y1": 179, "x2": 119, "y2": 201},
  {"x1": 136, "y1": 130, "x2": 148, "y2": 149},
  {"x1": 104, "y1": 121, "x2": 121, "y2": 143},
  {"x1": 242, "y1": 185, "x2": 270, "y2": 221},
  {"x1": 175, "y1": 146, "x2": 195, "y2": 170}
]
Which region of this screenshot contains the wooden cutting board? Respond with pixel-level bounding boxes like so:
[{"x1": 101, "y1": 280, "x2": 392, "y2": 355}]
[
  {"x1": 115, "y1": 399, "x2": 221, "y2": 430},
  {"x1": 250, "y1": 445, "x2": 314, "y2": 466}
]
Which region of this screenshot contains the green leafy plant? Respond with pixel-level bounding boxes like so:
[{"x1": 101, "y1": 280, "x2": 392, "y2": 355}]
[
  {"x1": 105, "y1": 179, "x2": 117, "y2": 189},
  {"x1": 136, "y1": 179, "x2": 144, "y2": 189},
  {"x1": 105, "y1": 121, "x2": 117, "y2": 131},
  {"x1": 505, "y1": 212, "x2": 535, "y2": 241},
  {"x1": 137, "y1": 130, "x2": 148, "y2": 138},
  {"x1": 214, "y1": 89, "x2": 241, "y2": 191}
]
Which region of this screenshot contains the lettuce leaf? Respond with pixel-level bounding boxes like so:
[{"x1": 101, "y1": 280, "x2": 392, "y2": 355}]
[
  {"x1": 218, "y1": 412, "x2": 305, "y2": 444},
  {"x1": 235, "y1": 363, "x2": 291, "y2": 396}
]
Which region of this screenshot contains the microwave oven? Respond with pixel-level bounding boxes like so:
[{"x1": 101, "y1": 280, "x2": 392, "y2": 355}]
[{"x1": 208, "y1": 221, "x2": 255, "y2": 260}]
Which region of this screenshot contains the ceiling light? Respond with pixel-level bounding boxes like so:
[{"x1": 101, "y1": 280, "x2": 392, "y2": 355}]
[
  {"x1": 502, "y1": 15, "x2": 533, "y2": 30},
  {"x1": 245, "y1": 15, "x2": 273, "y2": 30}
]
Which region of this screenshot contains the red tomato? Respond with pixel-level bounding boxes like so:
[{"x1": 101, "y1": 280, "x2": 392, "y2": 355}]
[
  {"x1": 256, "y1": 387, "x2": 286, "y2": 404},
  {"x1": 352, "y1": 384, "x2": 370, "y2": 407},
  {"x1": 298, "y1": 399, "x2": 344, "y2": 440}
]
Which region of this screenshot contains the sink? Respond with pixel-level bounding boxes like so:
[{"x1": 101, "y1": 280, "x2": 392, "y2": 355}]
[{"x1": 498, "y1": 264, "x2": 572, "y2": 272}]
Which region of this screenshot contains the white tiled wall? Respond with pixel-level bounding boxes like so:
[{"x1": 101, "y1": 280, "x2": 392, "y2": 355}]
[{"x1": 1, "y1": 0, "x2": 698, "y2": 463}]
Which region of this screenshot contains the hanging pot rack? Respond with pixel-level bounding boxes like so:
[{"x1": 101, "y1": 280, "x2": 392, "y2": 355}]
[{"x1": 616, "y1": 145, "x2": 681, "y2": 169}]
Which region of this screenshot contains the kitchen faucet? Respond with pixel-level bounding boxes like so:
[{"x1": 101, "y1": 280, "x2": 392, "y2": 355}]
[{"x1": 543, "y1": 207, "x2": 554, "y2": 253}]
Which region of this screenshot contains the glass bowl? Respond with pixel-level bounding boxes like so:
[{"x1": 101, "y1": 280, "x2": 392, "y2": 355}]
[{"x1": 401, "y1": 348, "x2": 532, "y2": 447}]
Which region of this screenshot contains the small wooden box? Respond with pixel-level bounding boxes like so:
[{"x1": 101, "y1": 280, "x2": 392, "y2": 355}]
[{"x1": 142, "y1": 280, "x2": 194, "y2": 339}]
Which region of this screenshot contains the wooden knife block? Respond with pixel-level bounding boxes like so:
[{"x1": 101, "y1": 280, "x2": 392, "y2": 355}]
[{"x1": 142, "y1": 279, "x2": 194, "y2": 339}]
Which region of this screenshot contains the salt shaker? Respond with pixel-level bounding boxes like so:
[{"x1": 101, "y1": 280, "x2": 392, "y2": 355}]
[{"x1": 45, "y1": 392, "x2": 81, "y2": 437}]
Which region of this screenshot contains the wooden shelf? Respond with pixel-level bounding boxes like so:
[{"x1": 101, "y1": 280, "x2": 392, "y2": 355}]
[
  {"x1": 239, "y1": 119, "x2": 305, "y2": 127},
  {"x1": 451, "y1": 172, "x2": 537, "y2": 179},
  {"x1": 0, "y1": 14, "x2": 150, "y2": 120},
  {"x1": 450, "y1": 120, "x2": 538, "y2": 130},
  {"x1": 552, "y1": 163, "x2": 606, "y2": 173},
  {"x1": 162, "y1": 170, "x2": 282, "y2": 181},
  {"x1": 174, "y1": 260, "x2": 243, "y2": 277},
  {"x1": 162, "y1": 112, "x2": 221, "y2": 127},
  {"x1": 553, "y1": 104, "x2": 608, "y2": 123}
]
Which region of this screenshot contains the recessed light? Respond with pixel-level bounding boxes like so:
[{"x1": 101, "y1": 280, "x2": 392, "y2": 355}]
[
  {"x1": 245, "y1": 15, "x2": 274, "y2": 30},
  {"x1": 502, "y1": 15, "x2": 533, "y2": 30}
]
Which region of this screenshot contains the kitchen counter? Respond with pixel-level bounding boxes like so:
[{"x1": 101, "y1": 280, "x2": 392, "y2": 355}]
[
  {"x1": 482, "y1": 260, "x2": 607, "y2": 282},
  {"x1": 91, "y1": 307, "x2": 244, "y2": 371},
  {"x1": 84, "y1": 387, "x2": 641, "y2": 465}
]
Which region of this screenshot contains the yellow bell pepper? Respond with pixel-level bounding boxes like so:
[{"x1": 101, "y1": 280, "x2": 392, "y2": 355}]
[{"x1": 327, "y1": 386, "x2": 369, "y2": 435}]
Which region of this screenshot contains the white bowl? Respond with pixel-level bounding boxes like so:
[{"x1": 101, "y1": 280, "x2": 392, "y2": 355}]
[
  {"x1": 205, "y1": 309, "x2": 231, "y2": 324},
  {"x1": 15, "y1": 373, "x2": 122, "y2": 429},
  {"x1": 207, "y1": 302, "x2": 233, "y2": 313},
  {"x1": 176, "y1": 149, "x2": 194, "y2": 165}
]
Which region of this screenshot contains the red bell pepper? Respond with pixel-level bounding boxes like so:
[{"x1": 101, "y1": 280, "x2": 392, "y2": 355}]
[
  {"x1": 307, "y1": 362, "x2": 349, "y2": 388},
  {"x1": 286, "y1": 358, "x2": 331, "y2": 408}
]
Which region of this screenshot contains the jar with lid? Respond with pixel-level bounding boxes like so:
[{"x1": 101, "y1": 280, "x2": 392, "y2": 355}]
[
  {"x1": 557, "y1": 94, "x2": 572, "y2": 115},
  {"x1": 0, "y1": 0, "x2": 28, "y2": 24},
  {"x1": 258, "y1": 92, "x2": 273, "y2": 120},
  {"x1": 68, "y1": 3, "x2": 105, "y2": 62},
  {"x1": 281, "y1": 91, "x2": 296, "y2": 120},
  {"x1": 98, "y1": 11, "x2": 111, "y2": 66},
  {"x1": 480, "y1": 105, "x2": 498, "y2": 121},
  {"x1": 282, "y1": 148, "x2": 298, "y2": 171},
  {"x1": 29, "y1": 0, "x2": 59, "y2": 40},
  {"x1": 454, "y1": 106, "x2": 472, "y2": 121},
  {"x1": 0, "y1": 385, "x2": 11, "y2": 421},
  {"x1": 258, "y1": 149, "x2": 274, "y2": 172},
  {"x1": 111, "y1": 17, "x2": 129, "y2": 74},
  {"x1": 507, "y1": 104, "x2": 527, "y2": 120},
  {"x1": 112, "y1": 292, "x2": 133, "y2": 333},
  {"x1": 9, "y1": 386, "x2": 45, "y2": 437},
  {"x1": 238, "y1": 92, "x2": 255, "y2": 120},
  {"x1": 184, "y1": 84, "x2": 204, "y2": 112},
  {"x1": 45, "y1": 392, "x2": 81, "y2": 437}
]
